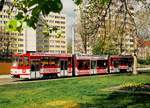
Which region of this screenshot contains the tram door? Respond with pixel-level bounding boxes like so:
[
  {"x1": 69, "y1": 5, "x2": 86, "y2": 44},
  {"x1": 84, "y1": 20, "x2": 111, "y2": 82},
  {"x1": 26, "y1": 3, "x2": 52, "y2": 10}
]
[
  {"x1": 30, "y1": 60, "x2": 41, "y2": 79},
  {"x1": 60, "y1": 60, "x2": 68, "y2": 77},
  {"x1": 91, "y1": 61, "x2": 97, "y2": 74}
]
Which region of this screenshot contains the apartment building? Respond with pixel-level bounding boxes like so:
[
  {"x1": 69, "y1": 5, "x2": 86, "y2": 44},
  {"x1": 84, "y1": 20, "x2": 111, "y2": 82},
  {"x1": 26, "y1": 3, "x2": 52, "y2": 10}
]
[
  {"x1": 0, "y1": 1, "x2": 25, "y2": 54},
  {"x1": 25, "y1": 27, "x2": 36, "y2": 52},
  {"x1": 36, "y1": 13, "x2": 67, "y2": 54}
]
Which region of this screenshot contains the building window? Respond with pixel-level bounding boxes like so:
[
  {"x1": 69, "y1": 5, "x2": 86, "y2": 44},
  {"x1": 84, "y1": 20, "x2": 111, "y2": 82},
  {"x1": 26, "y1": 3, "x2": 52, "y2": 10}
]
[
  {"x1": 18, "y1": 44, "x2": 23, "y2": 47},
  {"x1": 61, "y1": 21, "x2": 65, "y2": 24},
  {"x1": 61, "y1": 51, "x2": 65, "y2": 53},
  {"x1": 55, "y1": 16, "x2": 60, "y2": 19},
  {"x1": 56, "y1": 45, "x2": 60, "y2": 48},
  {"x1": 55, "y1": 21, "x2": 60, "y2": 24},
  {"x1": 44, "y1": 45, "x2": 49, "y2": 48},
  {"x1": 49, "y1": 20, "x2": 54, "y2": 23},
  {"x1": 61, "y1": 26, "x2": 65, "y2": 29},
  {"x1": 56, "y1": 40, "x2": 60, "y2": 43},
  {"x1": 61, "y1": 45, "x2": 65, "y2": 48},
  {"x1": 61, "y1": 16, "x2": 65, "y2": 19},
  {"x1": 50, "y1": 45, "x2": 54, "y2": 47},
  {"x1": 49, "y1": 50, "x2": 54, "y2": 53},
  {"x1": 61, "y1": 41, "x2": 65, "y2": 44}
]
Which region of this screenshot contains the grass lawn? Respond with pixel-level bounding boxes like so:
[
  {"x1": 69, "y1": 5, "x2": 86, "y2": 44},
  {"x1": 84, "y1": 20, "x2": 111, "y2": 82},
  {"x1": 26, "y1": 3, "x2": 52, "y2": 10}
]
[{"x1": 0, "y1": 73, "x2": 150, "y2": 108}]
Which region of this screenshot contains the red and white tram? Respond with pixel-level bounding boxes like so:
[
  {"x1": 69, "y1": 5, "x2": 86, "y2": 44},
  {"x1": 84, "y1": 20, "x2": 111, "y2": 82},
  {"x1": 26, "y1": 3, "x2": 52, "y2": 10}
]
[
  {"x1": 119, "y1": 55, "x2": 133, "y2": 72},
  {"x1": 73, "y1": 55, "x2": 108, "y2": 76},
  {"x1": 109, "y1": 55, "x2": 133, "y2": 73},
  {"x1": 10, "y1": 53, "x2": 133, "y2": 79},
  {"x1": 11, "y1": 53, "x2": 72, "y2": 79}
]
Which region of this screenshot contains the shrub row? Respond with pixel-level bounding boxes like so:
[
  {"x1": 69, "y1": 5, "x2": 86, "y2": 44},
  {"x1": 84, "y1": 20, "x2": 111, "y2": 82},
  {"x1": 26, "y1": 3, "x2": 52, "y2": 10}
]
[
  {"x1": 0, "y1": 57, "x2": 12, "y2": 63},
  {"x1": 138, "y1": 56, "x2": 150, "y2": 65}
]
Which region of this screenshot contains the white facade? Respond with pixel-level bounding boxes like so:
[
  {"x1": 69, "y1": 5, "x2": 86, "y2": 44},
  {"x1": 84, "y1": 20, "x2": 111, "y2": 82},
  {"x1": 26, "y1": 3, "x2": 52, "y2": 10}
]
[
  {"x1": 36, "y1": 13, "x2": 67, "y2": 54},
  {"x1": 0, "y1": 1, "x2": 25, "y2": 54},
  {"x1": 24, "y1": 27, "x2": 36, "y2": 52}
]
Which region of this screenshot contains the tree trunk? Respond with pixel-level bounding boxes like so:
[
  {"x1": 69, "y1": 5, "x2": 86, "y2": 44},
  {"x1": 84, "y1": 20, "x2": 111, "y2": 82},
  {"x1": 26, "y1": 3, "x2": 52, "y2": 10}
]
[
  {"x1": 84, "y1": 44, "x2": 87, "y2": 54},
  {"x1": 133, "y1": 54, "x2": 138, "y2": 75},
  {"x1": 133, "y1": 34, "x2": 138, "y2": 74}
]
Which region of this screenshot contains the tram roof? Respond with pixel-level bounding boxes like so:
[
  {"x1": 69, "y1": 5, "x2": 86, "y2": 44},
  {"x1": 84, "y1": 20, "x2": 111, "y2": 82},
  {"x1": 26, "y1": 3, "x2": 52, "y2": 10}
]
[
  {"x1": 14, "y1": 53, "x2": 72, "y2": 58},
  {"x1": 110, "y1": 55, "x2": 133, "y2": 58},
  {"x1": 31, "y1": 53, "x2": 72, "y2": 58},
  {"x1": 76, "y1": 55, "x2": 108, "y2": 60}
]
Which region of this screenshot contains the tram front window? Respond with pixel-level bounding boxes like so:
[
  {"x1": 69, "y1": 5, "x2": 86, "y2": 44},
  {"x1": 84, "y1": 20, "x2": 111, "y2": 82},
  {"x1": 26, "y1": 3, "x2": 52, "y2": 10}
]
[
  {"x1": 12, "y1": 56, "x2": 28, "y2": 67},
  {"x1": 12, "y1": 57, "x2": 19, "y2": 67}
]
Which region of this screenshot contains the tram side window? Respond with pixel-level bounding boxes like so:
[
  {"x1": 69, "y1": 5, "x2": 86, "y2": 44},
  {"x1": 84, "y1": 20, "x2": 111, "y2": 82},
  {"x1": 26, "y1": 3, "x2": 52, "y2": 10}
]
[
  {"x1": 77, "y1": 60, "x2": 90, "y2": 70},
  {"x1": 30, "y1": 60, "x2": 41, "y2": 71},
  {"x1": 113, "y1": 60, "x2": 120, "y2": 67},
  {"x1": 91, "y1": 61, "x2": 96, "y2": 69},
  {"x1": 41, "y1": 57, "x2": 48, "y2": 66},
  {"x1": 68, "y1": 58, "x2": 72, "y2": 66},
  {"x1": 128, "y1": 59, "x2": 133, "y2": 67},
  {"x1": 60, "y1": 61, "x2": 68, "y2": 70},
  {"x1": 31, "y1": 61, "x2": 35, "y2": 71},
  {"x1": 65, "y1": 61, "x2": 68, "y2": 70},
  {"x1": 60, "y1": 61, "x2": 63, "y2": 70},
  {"x1": 97, "y1": 60, "x2": 107, "y2": 68},
  {"x1": 120, "y1": 58, "x2": 128, "y2": 65},
  {"x1": 41, "y1": 57, "x2": 58, "y2": 66},
  {"x1": 48, "y1": 58, "x2": 58, "y2": 66},
  {"x1": 36, "y1": 61, "x2": 41, "y2": 71}
]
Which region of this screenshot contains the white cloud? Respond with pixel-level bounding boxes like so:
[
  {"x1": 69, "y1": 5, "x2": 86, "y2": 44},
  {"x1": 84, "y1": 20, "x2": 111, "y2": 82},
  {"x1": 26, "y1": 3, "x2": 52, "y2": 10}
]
[{"x1": 61, "y1": 0, "x2": 75, "y2": 16}]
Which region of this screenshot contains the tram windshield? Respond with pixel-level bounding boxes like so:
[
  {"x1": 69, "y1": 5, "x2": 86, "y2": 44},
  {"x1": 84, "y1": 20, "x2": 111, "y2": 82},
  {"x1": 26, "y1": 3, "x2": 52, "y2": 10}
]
[
  {"x1": 12, "y1": 56, "x2": 29, "y2": 67},
  {"x1": 12, "y1": 56, "x2": 19, "y2": 67}
]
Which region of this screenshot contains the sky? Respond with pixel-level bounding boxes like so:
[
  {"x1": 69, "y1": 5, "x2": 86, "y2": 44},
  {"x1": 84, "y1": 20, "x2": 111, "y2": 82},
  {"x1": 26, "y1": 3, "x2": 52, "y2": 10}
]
[{"x1": 61, "y1": 0, "x2": 76, "y2": 40}]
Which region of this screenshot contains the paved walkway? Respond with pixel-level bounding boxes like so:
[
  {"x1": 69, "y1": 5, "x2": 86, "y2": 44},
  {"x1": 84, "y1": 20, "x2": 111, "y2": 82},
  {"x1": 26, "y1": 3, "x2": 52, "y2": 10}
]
[{"x1": 0, "y1": 75, "x2": 10, "y2": 78}]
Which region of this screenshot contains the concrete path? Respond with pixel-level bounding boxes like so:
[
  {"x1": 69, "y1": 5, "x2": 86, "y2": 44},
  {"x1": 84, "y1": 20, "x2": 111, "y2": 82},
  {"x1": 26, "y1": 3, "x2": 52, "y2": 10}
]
[
  {"x1": 137, "y1": 68, "x2": 150, "y2": 71},
  {"x1": 0, "y1": 75, "x2": 10, "y2": 78}
]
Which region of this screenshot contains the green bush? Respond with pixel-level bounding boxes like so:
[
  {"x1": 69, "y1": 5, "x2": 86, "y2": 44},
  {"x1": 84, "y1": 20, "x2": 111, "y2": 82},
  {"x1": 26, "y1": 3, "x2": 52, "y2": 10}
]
[
  {"x1": 0, "y1": 57, "x2": 12, "y2": 63},
  {"x1": 138, "y1": 56, "x2": 150, "y2": 65}
]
